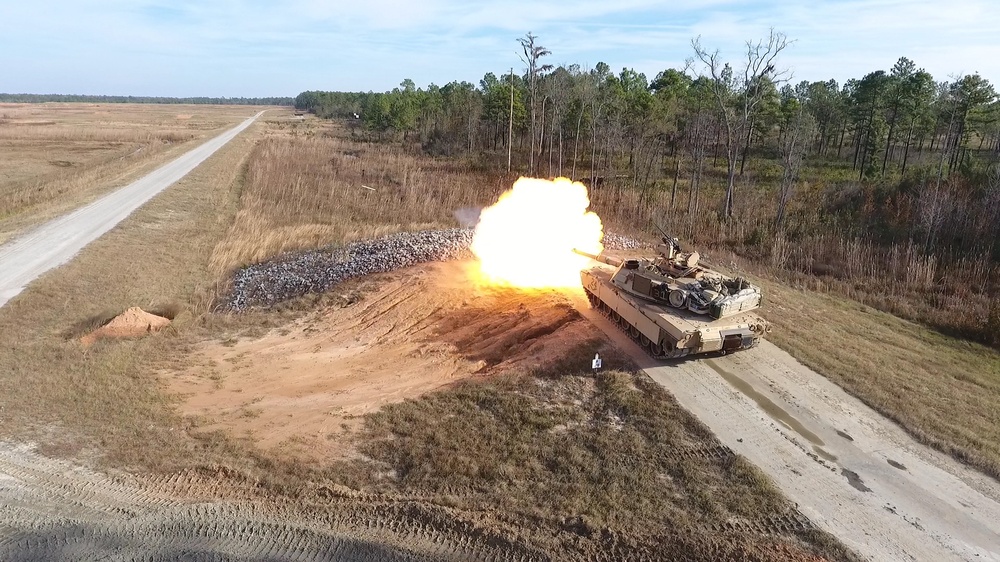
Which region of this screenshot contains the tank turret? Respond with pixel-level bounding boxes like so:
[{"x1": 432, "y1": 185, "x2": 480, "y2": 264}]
[{"x1": 577, "y1": 237, "x2": 769, "y2": 358}]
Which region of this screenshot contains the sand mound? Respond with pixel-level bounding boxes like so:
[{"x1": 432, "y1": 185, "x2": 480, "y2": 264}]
[
  {"x1": 81, "y1": 307, "x2": 170, "y2": 346},
  {"x1": 175, "y1": 114, "x2": 193, "y2": 119}
]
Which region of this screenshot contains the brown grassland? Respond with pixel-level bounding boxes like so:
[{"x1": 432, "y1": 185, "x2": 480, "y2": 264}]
[
  {"x1": 0, "y1": 107, "x2": 860, "y2": 560},
  {"x1": 0, "y1": 102, "x2": 255, "y2": 244},
  {"x1": 207, "y1": 116, "x2": 1000, "y2": 480},
  {"x1": 0, "y1": 105, "x2": 997, "y2": 557}
]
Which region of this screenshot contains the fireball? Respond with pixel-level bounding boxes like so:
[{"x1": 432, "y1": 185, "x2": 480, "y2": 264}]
[{"x1": 471, "y1": 177, "x2": 603, "y2": 288}]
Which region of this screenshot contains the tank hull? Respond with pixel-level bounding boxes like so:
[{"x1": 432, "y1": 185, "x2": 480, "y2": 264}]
[{"x1": 581, "y1": 265, "x2": 766, "y2": 359}]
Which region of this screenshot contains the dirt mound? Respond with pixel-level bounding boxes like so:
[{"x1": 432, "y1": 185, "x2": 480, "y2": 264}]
[
  {"x1": 166, "y1": 261, "x2": 596, "y2": 463},
  {"x1": 81, "y1": 307, "x2": 170, "y2": 346}
]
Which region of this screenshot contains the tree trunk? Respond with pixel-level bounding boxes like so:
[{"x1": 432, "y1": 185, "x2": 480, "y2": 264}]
[
  {"x1": 572, "y1": 108, "x2": 583, "y2": 180},
  {"x1": 725, "y1": 156, "x2": 736, "y2": 218},
  {"x1": 949, "y1": 115, "x2": 966, "y2": 173},
  {"x1": 881, "y1": 106, "x2": 898, "y2": 175},
  {"x1": 739, "y1": 117, "x2": 755, "y2": 177},
  {"x1": 713, "y1": 129, "x2": 721, "y2": 166},
  {"x1": 671, "y1": 156, "x2": 681, "y2": 209},
  {"x1": 901, "y1": 119, "x2": 915, "y2": 174},
  {"x1": 558, "y1": 126, "x2": 563, "y2": 177},
  {"x1": 590, "y1": 121, "x2": 598, "y2": 186},
  {"x1": 687, "y1": 168, "x2": 696, "y2": 213},
  {"x1": 537, "y1": 96, "x2": 547, "y2": 176},
  {"x1": 852, "y1": 126, "x2": 863, "y2": 170}
]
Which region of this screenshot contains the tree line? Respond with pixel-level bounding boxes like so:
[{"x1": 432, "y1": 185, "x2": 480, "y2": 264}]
[
  {"x1": 295, "y1": 32, "x2": 999, "y2": 262},
  {"x1": 0, "y1": 93, "x2": 293, "y2": 105}
]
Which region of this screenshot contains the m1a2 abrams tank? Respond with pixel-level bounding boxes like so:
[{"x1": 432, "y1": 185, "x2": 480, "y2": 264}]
[{"x1": 576, "y1": 237, "x2": 769, "y2": 359}]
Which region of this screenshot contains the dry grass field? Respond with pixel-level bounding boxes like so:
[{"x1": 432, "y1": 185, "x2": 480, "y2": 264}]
[
  {"x1": 756, "y1": 273, "x2": 1000, "y2": 479},
  {"x1": 208, "y1": 133, "x2": 510, "y2": 275},
  {"x1": 2, "y1": 110, "x2": 992, "y2": 487},
  {"x1": 0, "y1": 109, "x2": 861, "y2": 560},
  {"x1": 2, "y1": 106, "x2": 998, "y2": 558},
  {"x1": 0, "y1": 108, "x2": 266, "y2": 467},
  {"x1": 0, "y1": 102, "x2": 257, "y2": 244}
]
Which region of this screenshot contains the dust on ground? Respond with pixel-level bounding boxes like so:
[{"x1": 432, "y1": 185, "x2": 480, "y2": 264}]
[{"x1": 165, "y1": 261, "x2": 596, "y2": 462}]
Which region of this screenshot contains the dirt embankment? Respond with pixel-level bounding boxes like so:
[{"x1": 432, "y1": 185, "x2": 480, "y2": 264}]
[{"x1": 167, "y1": 261, "x2": 595, "y2": 462}]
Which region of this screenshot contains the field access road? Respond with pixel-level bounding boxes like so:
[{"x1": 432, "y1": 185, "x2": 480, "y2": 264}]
[
  {"x1": 0, "y1": 111, "x2": 262, "y2": 309},
  {"x1": 575, "y1": 295, "x2": 1000, "y2": 562}
]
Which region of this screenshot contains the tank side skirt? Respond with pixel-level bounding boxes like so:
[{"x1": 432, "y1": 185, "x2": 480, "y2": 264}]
[{"x1": 581, "y1": 268, "x2": 761, "y2": 358}]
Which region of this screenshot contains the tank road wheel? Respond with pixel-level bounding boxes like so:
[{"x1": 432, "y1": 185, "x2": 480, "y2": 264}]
[
  {"x1": 629, "y1": 325, "x2": 641, "y2": 340},
  {"x1": 639, "y1": 334, "x2": 652, "y2": 347},
  {"x1": 668, "y1": 289, "x2": 687, "y2": 308},
  {"x1": 618, "y1": 315, "x2": 629, "y2": 330},
  {"x1": 654, "y1": 339, "x2": 685, "y2": 360},
  {"x1": 586, "y1": 291, "x2": 597, "y2": 308},
  {"x1": 666, "y1": 348, "x2": 691, "y2": 359},
  {"x1": 648, "y1": 341, "x2": 666, "y2": 358}
]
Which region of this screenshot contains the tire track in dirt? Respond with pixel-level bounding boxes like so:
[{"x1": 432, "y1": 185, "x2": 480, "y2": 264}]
[{"x1": 0, "y1": 443, "x2": 549, "y2": 561}]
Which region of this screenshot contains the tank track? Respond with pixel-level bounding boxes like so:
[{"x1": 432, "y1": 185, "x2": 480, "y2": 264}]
[{"x1": 585, "y1": 289, "x2": 690, "y2": 360}]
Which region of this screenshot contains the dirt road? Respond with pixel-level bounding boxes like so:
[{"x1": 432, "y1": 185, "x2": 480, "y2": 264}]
[
  {"x1": 576, "y1": 294, "x2": 1000, "y2": 561},
  {"x1": 0, "y1": 111, "x2": 262, "y2": 308},
  {"x1": 0, "y1": 441, "x2": 548, "y2": 561}
]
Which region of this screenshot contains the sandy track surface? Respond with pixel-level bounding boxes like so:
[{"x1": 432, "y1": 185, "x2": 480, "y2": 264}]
[
  {"x1": 576, "y1": 293, "x2": 1000, "y2": 561},
  {"x1": 0, "y1": 111, "x2": 261, "y2": 308},
  {"x1": 0, "y1": 442, "x2": 545, "y2": 561}
]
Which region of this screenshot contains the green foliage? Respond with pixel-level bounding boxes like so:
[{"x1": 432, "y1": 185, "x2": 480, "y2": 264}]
[{"x1": 292, "y1": 45, "x2": 1000, "y2": 317}]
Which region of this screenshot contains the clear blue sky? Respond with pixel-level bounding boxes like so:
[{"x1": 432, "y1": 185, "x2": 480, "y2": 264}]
[{"x1": 3, "y1": 0, "x2": 997, "y2": 97}]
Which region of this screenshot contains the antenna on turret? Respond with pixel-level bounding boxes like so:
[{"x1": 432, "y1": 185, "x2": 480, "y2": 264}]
[{"x1": 651, "y1": 219, "x2": 670, "y2": 244}]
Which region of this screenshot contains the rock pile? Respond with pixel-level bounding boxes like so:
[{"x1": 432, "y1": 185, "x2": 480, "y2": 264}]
[{"x1": 221, "y1": 229, "x2": 642, "y2": 312}]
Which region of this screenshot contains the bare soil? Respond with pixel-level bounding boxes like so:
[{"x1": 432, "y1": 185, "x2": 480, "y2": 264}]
[
  {"x1": 80, "y1": 306, "x2": 170, "y2": 346},
  {"x1": 167, "y1": 261, "x2": 594, "y2": 463}
]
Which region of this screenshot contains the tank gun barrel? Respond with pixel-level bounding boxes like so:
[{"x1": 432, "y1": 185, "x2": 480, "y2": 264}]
[{"x1": 573, "y1": 248, "x2": 623, "y2": 267}]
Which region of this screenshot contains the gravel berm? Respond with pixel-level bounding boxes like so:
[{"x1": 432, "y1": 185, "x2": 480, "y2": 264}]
[{"x1": 220, "y1": 229, "x2": 643, "y2": 312}]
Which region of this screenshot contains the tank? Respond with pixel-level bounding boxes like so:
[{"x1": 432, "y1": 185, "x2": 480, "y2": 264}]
[{"x1": 576, "y1": 237, "x2": 769, "y2": 359}]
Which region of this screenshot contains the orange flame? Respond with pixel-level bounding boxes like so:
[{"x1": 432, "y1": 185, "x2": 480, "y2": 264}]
[{"x1": 471, "y1": 177, "x2": 603, "y2": 288}]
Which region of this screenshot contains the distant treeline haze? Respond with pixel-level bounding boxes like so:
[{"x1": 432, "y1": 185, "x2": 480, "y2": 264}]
[{"x1": 295, "y1": 32, "x2": 1000, "y2": 347}]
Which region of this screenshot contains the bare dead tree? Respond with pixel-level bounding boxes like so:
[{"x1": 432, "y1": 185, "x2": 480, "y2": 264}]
[
  {"x1": 518, "y1": 32, "x2": 553, "y2": 175},
  {"x1": 918, "y1": 180, "x2": 953, "y2": 253},
  {"x1": 776, "y1": 108, "x2": 817, "y2": 229},
  {"x1": 691, "y1": 29, "x2": 792, "y2": 219}
]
